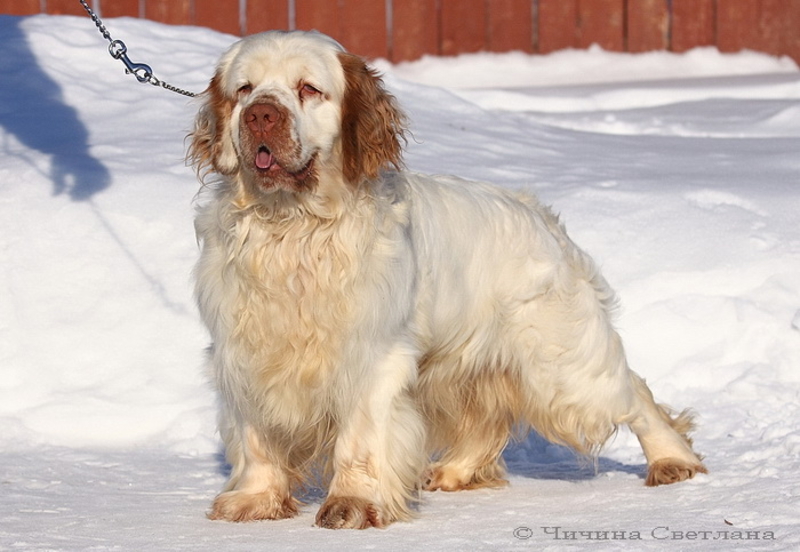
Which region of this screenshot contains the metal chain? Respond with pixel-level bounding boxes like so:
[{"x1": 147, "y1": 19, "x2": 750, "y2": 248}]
[{"x1": 78, "y1": 0, "x2": 197, "y2": 97}]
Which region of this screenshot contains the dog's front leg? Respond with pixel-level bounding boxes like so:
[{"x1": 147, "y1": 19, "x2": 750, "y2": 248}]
[
  {"x1": 316, "y1": 342, "x2": 426, "y2": 529},
  {"x1": 208, "y1": 424, "x2": 298, "y2": 522}
]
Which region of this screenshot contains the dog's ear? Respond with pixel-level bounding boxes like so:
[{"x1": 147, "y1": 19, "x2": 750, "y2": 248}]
[
  {"x1": 188, "y1": 73, "x2": 239, "y2": 179},
  {"x1": 338, "y1": 53, "x2": 406, "y2": 184}
]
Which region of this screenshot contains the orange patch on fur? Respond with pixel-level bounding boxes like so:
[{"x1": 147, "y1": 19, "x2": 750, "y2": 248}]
[{"x1": 338, "y1": 52, "x2": 406, "y2": 185}]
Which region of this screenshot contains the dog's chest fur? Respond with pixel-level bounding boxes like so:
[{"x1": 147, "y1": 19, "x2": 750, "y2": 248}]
[{"x1": 194, "y1": 186, "x2": 410, "y2": 431}]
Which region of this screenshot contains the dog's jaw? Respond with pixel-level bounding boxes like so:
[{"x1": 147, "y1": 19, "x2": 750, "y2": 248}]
[
  {"x1": 237, "y1": 98, "x2": 321, "y2": 195},
  {"x1": 247, "y1": 145, "x2": 318, "y2": 193}
]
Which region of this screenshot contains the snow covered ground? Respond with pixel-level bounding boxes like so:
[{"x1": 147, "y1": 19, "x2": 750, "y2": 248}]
[{"x1": 1, "y1": 14, "x2": 799, "y2": 551}]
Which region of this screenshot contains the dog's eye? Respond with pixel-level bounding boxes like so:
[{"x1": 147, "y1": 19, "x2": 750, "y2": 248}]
[
  {"x1": 238, "y1": 84, "x2": 253, "y2": 96},
  {"x1": 299, "y1": 83, "x2": 322, "y2": 101}
]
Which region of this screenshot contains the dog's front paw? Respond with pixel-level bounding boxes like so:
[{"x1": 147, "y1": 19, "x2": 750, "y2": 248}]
[
  {"x1": 646, "y1": 458, "x2": 708, "y2": 487},
  {"x1": 208, "y1": 490, "x2": 298, "y2": 522},
  {"x1": 315, "y1": 496, "x2": 388, "y2": 529}
]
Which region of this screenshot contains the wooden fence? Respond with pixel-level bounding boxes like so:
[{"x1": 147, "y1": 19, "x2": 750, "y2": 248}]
[{"x1": 3, "y1": 0, "x2": 800, "y2": 63}]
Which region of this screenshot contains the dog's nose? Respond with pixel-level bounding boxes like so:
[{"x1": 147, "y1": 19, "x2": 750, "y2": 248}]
[{"x1": 245, "y1": 103, "x2": 281, "y2": 136}]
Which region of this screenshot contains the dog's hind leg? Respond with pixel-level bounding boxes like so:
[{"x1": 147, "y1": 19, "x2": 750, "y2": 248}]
[
  {"x1": 507, "y1": 250, "x2": 706, "y2": 484},
  {"x1": 624, "y1": 373, "x2": 707, "y2": 486}
]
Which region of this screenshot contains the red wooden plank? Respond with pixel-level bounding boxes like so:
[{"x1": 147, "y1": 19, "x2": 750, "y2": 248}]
[
  {"x1": 340, "y1": 0, "x2": 388, "y2": 58},
  {"x1": 392, "y1": 0, "x2": 438, "y2": 61},
  {"x1": 0, "y1": 0, "x2": 40, "y2": 15},
  {"x1": 670, "y1": 0, "x2": 715, "y2": 52},
  {"x1": 246, "y1": 0, "x2": 290, "y2": 34},
  {"x1": 779, "y1": 0, "x2": 800, "y2": 63},
  {"x1": 488, "y1": 0, "x2": 533, "y2": 53},
  {"x1": 295, "y1": 0, "x2": 340, "y2": 42},
  {"x1": 145, "y1": 0, "x2": 192, "y2": 26},
  {"x1": 717, "y1": 0, "x2": 760, "y2": 53},
  {"x1": 440, "y1": 0, "x2": 486, "y2": 56},
  {"x1": 757, "y1": 0, "x2": 789, "y2": 56},
  {"x1": 627, "y1": 0, "x2": 668, "y2": 52},
  {"x1": 538, "y1": 0, "x2": 577, "y2": 53},
  {"x1": 196, "y1": 0, "x2": 241, "y2": 36},
  {"x1": 47, "y1": 0, "x2": 87, "y2": 16},
  {"x1": 101, "y1": 0, "x2": 140, "y2": 18},
  {"x1": 716, "y1": 0, "x2": 797, "y2": 57},
  {"x1": 576, "y1": 0, "x2": 624, "y2": 51}
]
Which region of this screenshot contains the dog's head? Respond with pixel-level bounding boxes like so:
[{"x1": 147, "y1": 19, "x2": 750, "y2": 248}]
[{"x1": 189, "y1": 31, "x2": 405, "y2": 200}]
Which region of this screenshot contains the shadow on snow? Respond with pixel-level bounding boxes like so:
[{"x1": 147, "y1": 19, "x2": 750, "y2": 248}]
[{"x1": 0, "y1": 15, "x2": 110, "y2": 201}]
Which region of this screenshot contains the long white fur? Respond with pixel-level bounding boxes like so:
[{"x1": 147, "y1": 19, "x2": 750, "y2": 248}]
[{"x1": 192, "y1": 30, "x2": 706, "y2": 529}]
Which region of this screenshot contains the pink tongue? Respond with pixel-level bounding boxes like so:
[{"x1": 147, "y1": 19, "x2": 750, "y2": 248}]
[{"x1": 256, "y1": 149, "x2": 274, "y2": 170}]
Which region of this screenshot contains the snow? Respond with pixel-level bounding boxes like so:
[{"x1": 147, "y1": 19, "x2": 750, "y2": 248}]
[{"x1": 1, "y1": 13, "x2": 799, "y2": 550}]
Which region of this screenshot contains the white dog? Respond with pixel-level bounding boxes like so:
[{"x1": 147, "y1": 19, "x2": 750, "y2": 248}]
[{"x1": 189, "y1": 30, "x2": 706, "y2": 529}]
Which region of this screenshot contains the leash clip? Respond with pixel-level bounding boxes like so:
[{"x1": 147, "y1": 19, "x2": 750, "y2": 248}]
[{"x1": 108, "y1": 39, "x2": 157, "y2": 85}]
